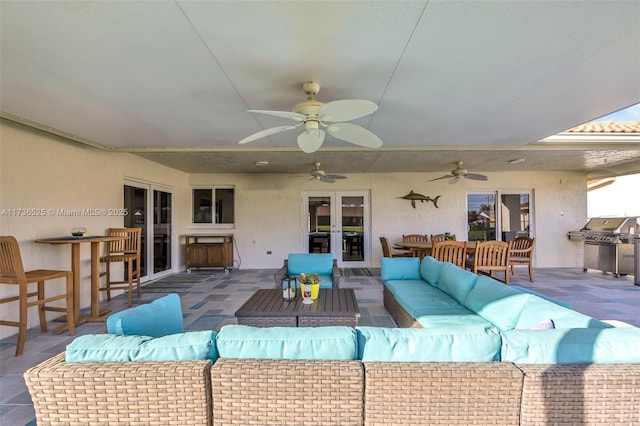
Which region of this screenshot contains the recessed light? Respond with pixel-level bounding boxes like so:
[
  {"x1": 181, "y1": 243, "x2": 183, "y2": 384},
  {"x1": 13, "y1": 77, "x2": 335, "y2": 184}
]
[
  {"x1": 255, "y1": 161, "x2": 269, "y2": 166},
  {"x1": 509, "y1": 158, "x2": 526, "y2": 164}
]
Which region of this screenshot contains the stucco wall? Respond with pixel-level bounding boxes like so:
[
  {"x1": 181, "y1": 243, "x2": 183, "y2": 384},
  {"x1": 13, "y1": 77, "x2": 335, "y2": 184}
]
[
  {"x1": 0, "y1": 121, "x2": 190, "y2": 339},
  {"x1": 1, "y1": 119, "x2": 588, "y2": 339}
]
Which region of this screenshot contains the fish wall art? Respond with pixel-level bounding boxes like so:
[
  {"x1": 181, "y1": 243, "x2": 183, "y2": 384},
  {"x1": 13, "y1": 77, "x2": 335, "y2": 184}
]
[{"x1": 398, "y1": 190, "x2": 441, "y2": 208}]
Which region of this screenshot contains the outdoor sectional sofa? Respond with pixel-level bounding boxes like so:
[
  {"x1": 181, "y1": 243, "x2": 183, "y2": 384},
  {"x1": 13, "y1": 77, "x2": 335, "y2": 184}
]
[{"x1": 24, "y1": 259, "x2": 640, "y2": 425}]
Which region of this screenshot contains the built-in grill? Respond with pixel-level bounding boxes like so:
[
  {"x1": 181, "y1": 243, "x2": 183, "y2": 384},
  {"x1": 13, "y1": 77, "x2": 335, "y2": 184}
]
[{"x1": 572, "y1": 217, "x2": 639, "y2": 277}]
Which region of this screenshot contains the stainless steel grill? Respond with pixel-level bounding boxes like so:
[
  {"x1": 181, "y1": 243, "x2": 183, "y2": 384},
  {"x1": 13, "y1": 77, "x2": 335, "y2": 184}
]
[{"x1": 572, "y1": 217, "x2": 639, "y2": 277}]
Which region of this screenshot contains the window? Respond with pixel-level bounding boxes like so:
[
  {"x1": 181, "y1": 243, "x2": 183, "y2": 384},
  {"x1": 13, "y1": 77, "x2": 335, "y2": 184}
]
[
  {"x1": 467, "y1": 190, "x2": 533, "y2": 241},
  {"x1": 192, "y1": 187, "x2": 235, "y2": 225}
]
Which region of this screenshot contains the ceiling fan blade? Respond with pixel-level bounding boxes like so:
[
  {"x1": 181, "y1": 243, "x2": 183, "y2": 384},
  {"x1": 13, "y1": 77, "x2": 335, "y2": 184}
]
[
  {"x1": 248, "y1": 110, "x2": 305, "y2": 122},
  {"x1": 428, "y1": 174, "x2": 454, "y2": 182},
  {"x1": 324, "y1": 174, "x2": 346, "y2": 180},
  {"x1": 320, "y1": 176, "x2": 336, "y2": 183},
  {"x1": 238, "y1": 124, "x2": 299, "y2": 144},
  {"x1": 297, "y1": 129, "x2": 326, "y2": 153},
  {"x1": 448, "y1": 176, "x2": 461, "y2": 185},
  {"x1": 464, "y1": 173, "x2": 489, "y2": 181},
  {"x1": 320, "y1": 99, "x2": 378, "y2": 122},
  {"x1": 326, "y1": 122, "x2": 383, "y2": 148}
]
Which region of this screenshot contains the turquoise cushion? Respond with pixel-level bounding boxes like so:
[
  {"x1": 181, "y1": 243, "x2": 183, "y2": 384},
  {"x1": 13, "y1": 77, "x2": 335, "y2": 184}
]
[
  {"x1": 420, "y1": 256, "x2": 441, "y2": 287},
  {"x1": 65, "y1": 331, "x2": 217, "y2": 362},
  {"x1": 356, "y1": 325, "x2": 501, "y2": 362},
  {"x1": 437, "y1": 262, "x2": 478, "y2": 304},
  {"x1": 380, "y1": 257, "x2": 420, "y2": 281},
  {"x1": 106, "y1": 293, "x2": 184, "y2": 337},
  {"x1": 515, "y1": 296, "x2": 612, "y2": 329},
  {"x1": 216, "y1": 325, "x2": 357, "y2": 360},
  {"x1": 500, "y1": 328, "x2": 640, "y2": 363},
  {"x1": 416, "y1": 314, "x2": 493, "y2": 328},
  {"x1": 464, "y1": 275, "x2": 530, "y2": 331},
  {"x1": 287, "y1": 253, "x2": 333, "y2": 276}
]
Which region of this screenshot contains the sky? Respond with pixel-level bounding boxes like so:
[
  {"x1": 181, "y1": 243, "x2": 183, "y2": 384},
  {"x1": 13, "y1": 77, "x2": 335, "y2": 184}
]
[
  {"x1": 588, "y1": 174, "x2": 640, "y2": 217},
  {"x1": 596, "y1": 103, "x2": 640, "y2": 121},
  {"x1": 585, "y1": 104, "x2": 639, "y2": 218}
]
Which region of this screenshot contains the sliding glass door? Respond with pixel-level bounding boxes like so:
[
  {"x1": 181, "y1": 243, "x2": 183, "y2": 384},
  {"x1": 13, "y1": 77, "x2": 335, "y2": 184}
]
[{"x1": 124, "y1": 180, "x2": 174, "y2": 280}]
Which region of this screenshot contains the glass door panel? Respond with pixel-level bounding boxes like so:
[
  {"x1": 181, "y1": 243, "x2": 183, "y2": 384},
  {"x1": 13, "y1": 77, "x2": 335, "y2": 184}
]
[
  {"x1": 339, "y1": 195, "x2": 365, "y2": 263},
  {"x1": 500, "y1": 193, "x2": 531, "y2": 241},
  {"x1": 153, "y1": 190, "x2": 172, "y2": 273},
  {"x1": 307, "y1": 196, "x2": 332, "y2": 254},
  {"x1": 467, "y1": 193, "x2": 497, "y2": 241},
  {"x1": 124, "y1": 184, "x2": 147, "y2": 277}
]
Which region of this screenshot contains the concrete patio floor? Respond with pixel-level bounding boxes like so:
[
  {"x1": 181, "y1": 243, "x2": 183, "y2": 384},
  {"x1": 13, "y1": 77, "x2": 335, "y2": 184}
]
[{"x1": 1, "y1": 267, "x2": 638, "y2": 425}]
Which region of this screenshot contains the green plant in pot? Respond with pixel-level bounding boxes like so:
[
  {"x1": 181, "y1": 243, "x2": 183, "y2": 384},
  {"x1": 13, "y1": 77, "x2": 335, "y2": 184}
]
[{"x1": 298, "y1": 273, "x2": 320, "y2": 301}]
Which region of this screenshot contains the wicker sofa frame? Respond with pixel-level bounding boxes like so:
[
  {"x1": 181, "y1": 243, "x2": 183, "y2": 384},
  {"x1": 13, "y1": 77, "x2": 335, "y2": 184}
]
[{"x1": 24, "y1": 351, "x2": 640, "y2": 425}]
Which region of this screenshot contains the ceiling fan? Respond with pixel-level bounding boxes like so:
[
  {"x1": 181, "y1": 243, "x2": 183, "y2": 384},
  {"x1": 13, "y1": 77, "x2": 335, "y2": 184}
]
[
  {"x1": 238, "y1": 81, "x2": 383, "y2": 153},
  {"x1": 429, "y1": 161, "x2": 488, "y2": 184},
  {"x1": 308, "y1": 162, "x2": 346, "y2": 183}
]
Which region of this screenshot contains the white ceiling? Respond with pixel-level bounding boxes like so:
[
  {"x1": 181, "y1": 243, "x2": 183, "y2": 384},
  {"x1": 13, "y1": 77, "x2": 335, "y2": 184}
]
[{"x1": 1, "y1": 1, "x2": 639, "y2": 177}]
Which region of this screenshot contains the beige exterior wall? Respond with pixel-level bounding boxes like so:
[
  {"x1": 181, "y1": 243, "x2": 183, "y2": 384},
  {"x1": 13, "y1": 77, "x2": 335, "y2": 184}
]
[
  {"x1": 0, "y1": 121, "x2": 190, "y2": 339},
  {"x1": 1, "y1": 119, "x2": 588, "y2": 339}
]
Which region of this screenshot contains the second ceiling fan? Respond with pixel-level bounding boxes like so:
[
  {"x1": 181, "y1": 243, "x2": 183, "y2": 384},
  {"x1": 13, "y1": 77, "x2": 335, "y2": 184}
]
[
  {"x1": 238, "y1": 81, "x2": 383, "y2": 153},
  {"x1": 429, "y1": 162, "x2": 488, "y2": 184},
  {"x1": 308, "y1": 162, "x2": 346, "y2": 183}
]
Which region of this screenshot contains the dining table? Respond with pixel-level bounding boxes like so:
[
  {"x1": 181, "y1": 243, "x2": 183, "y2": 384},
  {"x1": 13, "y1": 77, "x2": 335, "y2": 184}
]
[
  {"x1": 395, "y1": 240, "x2": 477, "y2": 259},
  {"x1": 35, "y1": 235, "x2": 127, "y2": 325}
]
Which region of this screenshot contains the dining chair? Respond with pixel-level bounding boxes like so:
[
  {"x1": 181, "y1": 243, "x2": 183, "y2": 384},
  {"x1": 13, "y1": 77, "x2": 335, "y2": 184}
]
[
  {"x1": 380, "y1": 237, "x2": 414, "y2": 258},
  {"x1": 509, "y1": 236, "x2": 536, "y2": 282},
  {"x1": 430, "y1": 234, "x2": 447, "y2": 243},
  {"x1": 100, "y1": 227, "x2": 142, "y2": 307},
  {"x1": 431, "y1": 240, "x2": 468, "y2": 268},
  {"x1": 402, "y1": 234, "x2": 429, "y2": 242},
  {"x1": 466, "y1": 240, "x2": 511, "y2": 284},
  {"x1": 0, "y1": 236, "x2": 75, "y2": 356}
]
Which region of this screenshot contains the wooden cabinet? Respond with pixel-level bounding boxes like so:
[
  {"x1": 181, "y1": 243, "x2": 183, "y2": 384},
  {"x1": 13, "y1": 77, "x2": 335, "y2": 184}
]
[{"x1": 185, "y1": 234, "x2": 234, "y2": 271}]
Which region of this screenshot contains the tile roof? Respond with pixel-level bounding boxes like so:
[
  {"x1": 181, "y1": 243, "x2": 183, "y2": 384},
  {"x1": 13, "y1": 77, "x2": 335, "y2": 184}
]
[{"x1": 566, "y1": 121, "x2": 640, "y2": 133}]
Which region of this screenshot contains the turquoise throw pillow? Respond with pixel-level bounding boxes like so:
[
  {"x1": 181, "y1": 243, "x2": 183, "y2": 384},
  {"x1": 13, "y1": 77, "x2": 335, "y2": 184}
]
[
  {"x1": 437, "y1": 262, "x2": 478, "y2": 304},
  {"x1": 380, "y1": 257, "x2": 421, "y2": 281},
  {"x1": 65, "y1": 331, "x2": 218, "y2": 362},
  {"x1": 356, "y1": 325, "x2": 501, "y2": 362},
  {"x1": 419, "y1": 256, "x2": 441, "y2": 287},
  {"x1": 216, "y1": 325, "x2": 357, "y2": 360},
  {"x1": 287, "y1": 253, "x2": 333, "y2": 275},
  {"x1": 106, "y1": 293, "x2": 184, "y2": 337}
]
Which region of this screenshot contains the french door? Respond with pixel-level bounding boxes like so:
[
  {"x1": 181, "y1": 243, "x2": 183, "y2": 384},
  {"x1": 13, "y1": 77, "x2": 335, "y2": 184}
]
[
  {"x1": 466, "y1": 190, "x2": 534, "y2": 242},
  {"x1": 303, "y1": 190, "x2": 371, "y2": 267},
  {"x1": 124, "y1": 180, "x2": 175, "y2": 281}
]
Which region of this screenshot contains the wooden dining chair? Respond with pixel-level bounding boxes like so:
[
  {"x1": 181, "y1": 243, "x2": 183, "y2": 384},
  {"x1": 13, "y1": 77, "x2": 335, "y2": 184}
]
[
  {"x1": 380, "y1": 237, "x2": 414, "y2": 258},
  {"x1": 402, "y1": 234, "x2": 429, "y2": 242},
  {"x1": 0, "y1": 236, "x2": 75, "y2": 356},
  {"x1": 466, "y1": 240, "x2": 512, "y2": 284},
  {"x1": 431, "y1": 240, "x2": 468, "y2": 268},
  {"x1": 509, "y1": 236, "x2": 536, "y2": 282},
  {"x1": 430, "y1": 234, "x2": 447, "y2": 243},
  {"x1": 100, "y1": 228, "x2": 142, "y2": 307}
]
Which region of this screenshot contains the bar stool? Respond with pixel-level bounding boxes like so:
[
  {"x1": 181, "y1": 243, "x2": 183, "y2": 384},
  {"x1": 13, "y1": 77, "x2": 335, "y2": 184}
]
[
  {"x1": 100, "y1": 228, "x2": 141, "y2": 306},
  {"x1": 0, "y1": 236, "x2": 75, "y2": 356}
]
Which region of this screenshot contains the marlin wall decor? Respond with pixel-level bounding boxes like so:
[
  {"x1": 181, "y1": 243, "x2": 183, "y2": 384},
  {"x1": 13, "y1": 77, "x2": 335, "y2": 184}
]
[{"x1": 398, "y1": 190, "x2": 441, "y2": 208}]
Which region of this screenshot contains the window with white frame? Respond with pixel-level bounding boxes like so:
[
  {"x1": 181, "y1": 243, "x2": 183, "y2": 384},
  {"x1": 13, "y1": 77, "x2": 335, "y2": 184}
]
[{"x1": 192, "y1": 187, "x2": 235, "y2": 225}]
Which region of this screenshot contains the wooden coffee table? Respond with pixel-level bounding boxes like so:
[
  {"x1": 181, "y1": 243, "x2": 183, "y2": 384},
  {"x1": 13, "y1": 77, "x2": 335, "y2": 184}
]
[{"x1": 235, "y1": 288, "x2": 360, "y2": 327}]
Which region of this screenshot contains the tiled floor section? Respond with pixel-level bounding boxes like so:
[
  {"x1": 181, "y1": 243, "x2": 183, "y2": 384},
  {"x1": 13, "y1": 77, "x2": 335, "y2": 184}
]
[{"x1": 0, "y1": 267, "x2": 638, "y2": 425}]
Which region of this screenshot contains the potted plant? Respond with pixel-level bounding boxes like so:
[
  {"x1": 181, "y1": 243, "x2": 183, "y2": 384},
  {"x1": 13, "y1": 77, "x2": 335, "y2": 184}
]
[{"x1": 298, "y1": 273, "x2": 320, "y2": 302}]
